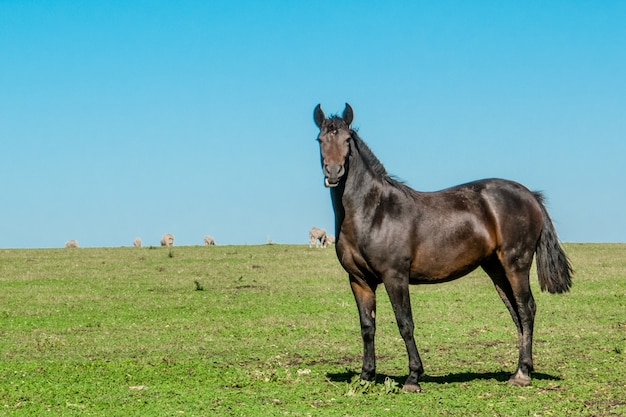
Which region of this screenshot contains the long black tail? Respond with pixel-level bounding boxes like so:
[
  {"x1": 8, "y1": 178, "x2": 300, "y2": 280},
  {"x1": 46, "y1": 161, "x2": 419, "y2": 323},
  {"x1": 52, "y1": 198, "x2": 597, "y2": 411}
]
[{"x1": 534, "y1": 192, "x2": 573, "y2": 293}]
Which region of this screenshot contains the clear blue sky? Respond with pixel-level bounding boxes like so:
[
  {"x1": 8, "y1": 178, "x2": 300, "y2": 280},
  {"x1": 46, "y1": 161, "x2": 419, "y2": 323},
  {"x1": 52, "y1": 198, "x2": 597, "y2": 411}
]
[{"x1": 1, "y1": 1, "x2": 625, "y2": 248}]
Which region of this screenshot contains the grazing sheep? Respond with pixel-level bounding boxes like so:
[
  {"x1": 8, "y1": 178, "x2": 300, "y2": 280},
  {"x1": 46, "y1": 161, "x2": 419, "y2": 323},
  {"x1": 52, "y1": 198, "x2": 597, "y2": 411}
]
[
  {"x1": 326, "y1": 235, "x2": 335, "y2": 245},
  {"x1": 309, "y1": 227, "x2": 328, "y2": 248},
  {"x1": 65, "y1": 240, "x2": 78, "y2": 248},
  {"x1": 160, "y1": 233, "x2": 174, "y2": 247},
  {"x1": 133, "y1": 237, "x2": 142, "y2": 247},
  {"x1": 204, "y1": 235, "x2": 215, "y2": 246}
]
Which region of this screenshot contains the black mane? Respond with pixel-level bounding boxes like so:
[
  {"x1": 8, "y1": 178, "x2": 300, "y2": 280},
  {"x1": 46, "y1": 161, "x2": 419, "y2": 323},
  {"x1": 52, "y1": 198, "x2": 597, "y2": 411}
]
[{"x1": 350, "y1": 130, "x2": 413, "y2": 194}]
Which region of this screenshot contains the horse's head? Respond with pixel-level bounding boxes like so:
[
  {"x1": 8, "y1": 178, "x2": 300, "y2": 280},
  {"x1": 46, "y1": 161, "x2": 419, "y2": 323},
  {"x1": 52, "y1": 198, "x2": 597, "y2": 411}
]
[{"x1": 313, "y1": 103, "x2": 354, "y2": 188}]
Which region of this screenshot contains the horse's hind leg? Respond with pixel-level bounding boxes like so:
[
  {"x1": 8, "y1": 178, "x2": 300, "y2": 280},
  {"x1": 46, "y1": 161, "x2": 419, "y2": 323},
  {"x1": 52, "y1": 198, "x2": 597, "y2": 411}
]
[
  {"x1": 349, "y1": 276, "x2": 378, "y2": 382},
  {"x1": 482, "y1": 258, "x2": 536, "y2": 386},
  {"x1": 383, "y1": 275, "x2": 424, "y2": 392}
]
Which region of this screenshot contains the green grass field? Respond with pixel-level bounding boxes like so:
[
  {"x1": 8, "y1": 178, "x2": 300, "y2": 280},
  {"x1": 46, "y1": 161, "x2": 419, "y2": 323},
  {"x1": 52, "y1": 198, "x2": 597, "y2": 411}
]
[{"x1": 1, "y1": 243, "x2": 624, "y2": 416}]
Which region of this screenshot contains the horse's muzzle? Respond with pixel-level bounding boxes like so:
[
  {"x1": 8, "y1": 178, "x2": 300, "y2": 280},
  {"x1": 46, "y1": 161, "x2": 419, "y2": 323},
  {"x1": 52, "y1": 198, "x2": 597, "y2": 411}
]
[{"x1": 324, "y1": 164, "x2": 344, "y2": 188}]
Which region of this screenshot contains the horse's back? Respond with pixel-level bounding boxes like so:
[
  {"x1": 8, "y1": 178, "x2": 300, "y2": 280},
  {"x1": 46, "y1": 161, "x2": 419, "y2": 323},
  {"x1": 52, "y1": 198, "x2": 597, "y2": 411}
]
[{"x1": 426, "y1": 178, "x2": 542, "y2": 225}]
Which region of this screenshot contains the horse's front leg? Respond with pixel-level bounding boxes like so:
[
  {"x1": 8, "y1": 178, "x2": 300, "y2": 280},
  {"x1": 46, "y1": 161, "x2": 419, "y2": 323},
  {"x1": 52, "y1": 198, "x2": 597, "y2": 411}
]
[
  {"x1": 349, "y1": 276, "x2": 377, "y2": 381},
  {"x1": 384, "y1": 276, "x2": 424, "y2": 392}
]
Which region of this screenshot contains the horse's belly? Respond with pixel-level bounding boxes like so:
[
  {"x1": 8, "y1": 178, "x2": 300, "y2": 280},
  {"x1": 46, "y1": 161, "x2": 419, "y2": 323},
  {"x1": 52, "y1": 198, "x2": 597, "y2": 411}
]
[
  {"x1": 410, "y1": 242, "x2": 490, "y2": 282},
  {"x1": 409, "y1": 263, "x2": 482, "y2": 283}
]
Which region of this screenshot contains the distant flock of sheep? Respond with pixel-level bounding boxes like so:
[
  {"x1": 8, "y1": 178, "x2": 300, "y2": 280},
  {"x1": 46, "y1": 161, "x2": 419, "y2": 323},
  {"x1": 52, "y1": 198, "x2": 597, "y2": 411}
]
[
  {"x1": 64, "y1": 227, "x2": 334, "y2": 249},
  {"x1": 64, "y1": 233, "x2": 215, "y2": 248}
]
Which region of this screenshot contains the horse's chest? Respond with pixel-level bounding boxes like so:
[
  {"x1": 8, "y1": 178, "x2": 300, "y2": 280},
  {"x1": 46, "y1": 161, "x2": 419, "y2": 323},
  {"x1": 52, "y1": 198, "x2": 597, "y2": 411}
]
[
  {"x1": 335, "y1": 235, "x2": 403, "y2": 282},
  {"x1": 335, "y1": 239, "x2": 376, "y2": 279}
]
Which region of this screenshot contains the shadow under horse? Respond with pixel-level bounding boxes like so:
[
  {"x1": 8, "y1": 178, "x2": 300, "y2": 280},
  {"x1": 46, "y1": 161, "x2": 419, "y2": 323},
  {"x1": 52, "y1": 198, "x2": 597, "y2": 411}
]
[{"x1": 313, "y1": 103, "x2": 572, "y2": 392}]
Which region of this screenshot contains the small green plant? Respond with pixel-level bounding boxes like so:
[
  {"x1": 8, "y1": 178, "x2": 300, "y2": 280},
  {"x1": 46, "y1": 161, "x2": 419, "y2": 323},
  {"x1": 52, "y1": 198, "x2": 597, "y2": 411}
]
[
  {"x1": 194, "y1": 280, "x2": 204, "y2": 291},
  {"x1": 345, "y1": 375, "x2": 401, "y2": 396}
]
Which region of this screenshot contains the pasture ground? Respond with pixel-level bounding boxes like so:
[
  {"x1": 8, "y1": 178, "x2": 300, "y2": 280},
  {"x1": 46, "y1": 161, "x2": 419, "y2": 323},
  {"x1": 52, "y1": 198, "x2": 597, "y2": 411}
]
[{"x1": 0, "y1": 243, "x2": 624, "y2": 416}]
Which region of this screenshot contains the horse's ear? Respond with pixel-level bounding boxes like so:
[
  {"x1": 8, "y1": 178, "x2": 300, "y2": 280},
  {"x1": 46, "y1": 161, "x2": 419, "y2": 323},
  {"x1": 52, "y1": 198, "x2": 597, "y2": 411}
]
[
  {"x1": 342, "y1": 103, "x2": 354, "y2": 127},
  {"x1": 313, "y1": 104, "x2": 325, "y2": 129}
]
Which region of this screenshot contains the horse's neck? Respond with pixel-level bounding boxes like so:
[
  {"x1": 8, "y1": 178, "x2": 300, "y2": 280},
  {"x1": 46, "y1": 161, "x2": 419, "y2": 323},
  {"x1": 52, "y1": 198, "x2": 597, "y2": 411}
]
[
  {"x1": 330, "y1": 144, "x2": 381, "y2": 227},
  {"x1": 350, "y1": 139, "x2": 384, "y2": 193}
]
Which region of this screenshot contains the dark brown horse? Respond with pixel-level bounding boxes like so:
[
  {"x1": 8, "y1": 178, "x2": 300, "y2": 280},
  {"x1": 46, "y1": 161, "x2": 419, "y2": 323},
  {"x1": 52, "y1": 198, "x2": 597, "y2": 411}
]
[{"x1": 313, "y1": 103, "x2": 572, "y2": 392}]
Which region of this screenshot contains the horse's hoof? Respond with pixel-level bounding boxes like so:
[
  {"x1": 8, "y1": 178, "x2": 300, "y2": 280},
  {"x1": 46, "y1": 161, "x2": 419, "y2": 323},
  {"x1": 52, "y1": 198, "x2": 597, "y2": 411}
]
[
  {"x1": 402, "y1": 383, "x2": 422, "y2": 393},
  {"x1": 508, "y1": 374, "x2": 531, "y2": 387},
  {"x1": 360, "y1": 372, "x2": 376, "y2": 382}
]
